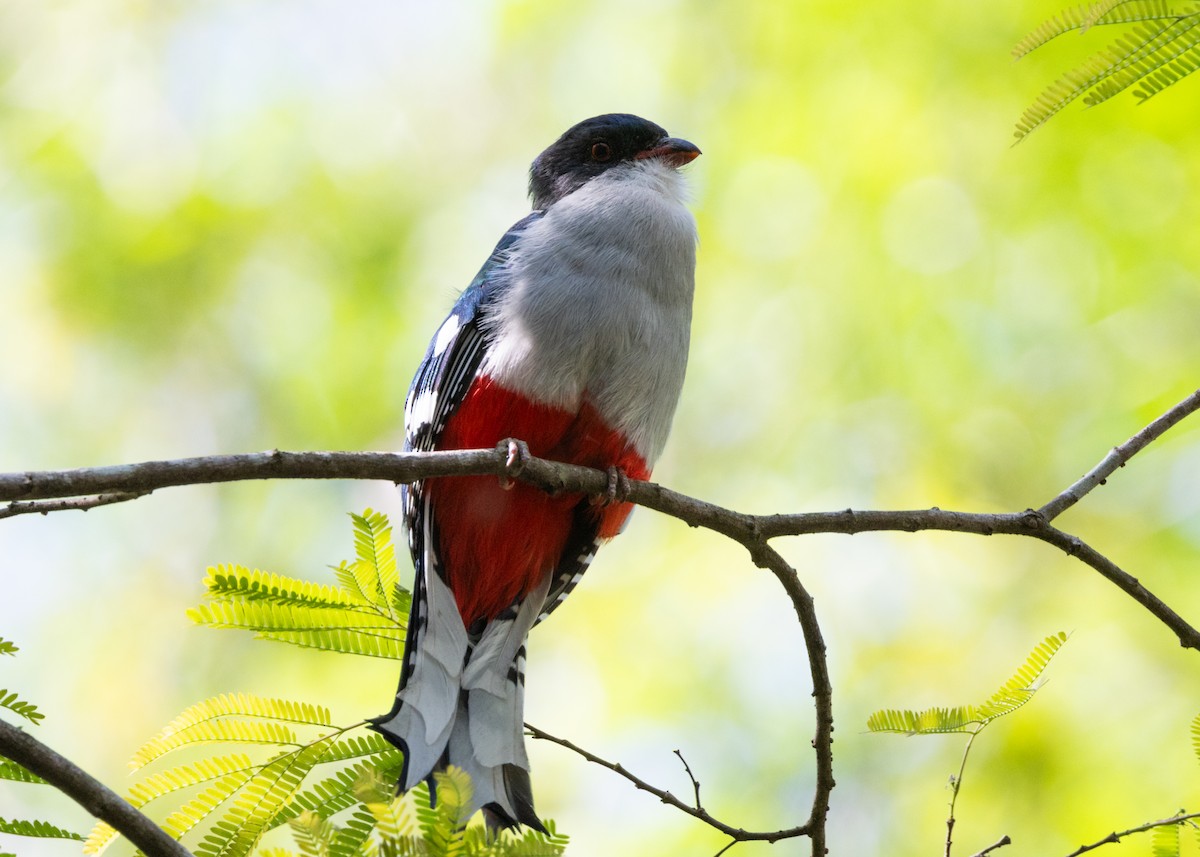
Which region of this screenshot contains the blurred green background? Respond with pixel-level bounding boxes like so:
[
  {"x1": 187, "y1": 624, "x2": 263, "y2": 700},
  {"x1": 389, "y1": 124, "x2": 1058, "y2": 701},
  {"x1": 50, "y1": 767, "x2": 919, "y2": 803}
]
[{"x1": 2, "y1": 1, "x2": 1200, "y2": 855}]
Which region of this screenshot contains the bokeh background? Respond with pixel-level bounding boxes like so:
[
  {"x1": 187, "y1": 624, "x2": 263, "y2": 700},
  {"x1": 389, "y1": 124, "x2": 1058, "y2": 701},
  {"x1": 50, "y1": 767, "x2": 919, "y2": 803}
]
[{"x1": 2, "y1": 1, "x2": 1200, "y2": 855}]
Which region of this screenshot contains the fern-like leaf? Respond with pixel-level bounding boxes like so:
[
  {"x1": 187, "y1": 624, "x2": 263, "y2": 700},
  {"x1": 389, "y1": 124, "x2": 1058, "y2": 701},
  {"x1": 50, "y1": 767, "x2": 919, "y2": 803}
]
[
  {"x1": 0, "y1": 688, "x2": 44, "y2": 724},
  {"x1": 328, "y1": 805, "x2": 379, "y2": 857},
  {"x1": 0, "y1": 638, "x2": 17, "y2": 656},
  {"x1": 1131, "y1": 36, "x2": 1200, "y2": 96},
  {"x1": 188, "y1": 600, "x2": 406, "y2": 659},
  {"x1": 1013, "y1": 1, "x2": 1185, "y2": 56},
  {"x1": 0, "y1": 817, "x2": 83, "y2": 840},
  {"x1": 337, "y1": 510, "x2": 401, "y2": 620},
  {"x1": 1081, "y1": 15, "x2": 1200, "y2": 104},
  {"x1": 131, "y1": 719, "x2": 299, "y2": 772},
  {"x1": 126, "y1": 753, "x2": 256, "y2": 808},
  {"x1": 0, "y1": 760, "x2": 46, "y2": 785},
  {"x1": 202, "y1": 566, "x2": 376, "y2": 612},
  {"x1": 290, "y1": 810, "x2": 337, "y2": 857},
  {"x1": 196, "y1": 737, "x2": 337, "y2": 857},
  {"x1": 266, "y1": 751, "x2": 404, "y2": 831},
  {"x1": 867, "y1": 632, "x2": 1068, "y2": 735},
  {"x1": 1013, "y1": 4, "x2": 1200, "y2": 139}
]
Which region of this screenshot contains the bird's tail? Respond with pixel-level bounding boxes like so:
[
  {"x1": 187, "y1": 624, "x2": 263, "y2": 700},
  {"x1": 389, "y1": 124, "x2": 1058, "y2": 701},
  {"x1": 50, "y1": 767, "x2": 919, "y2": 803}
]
[{"x1": 371, "y1": 568, "x2": 549, "y2": 832}]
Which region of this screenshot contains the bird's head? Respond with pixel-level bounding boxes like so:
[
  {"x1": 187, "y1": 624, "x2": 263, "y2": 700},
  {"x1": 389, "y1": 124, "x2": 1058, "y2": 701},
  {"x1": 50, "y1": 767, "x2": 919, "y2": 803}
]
[{"x1": 528, "y1": 113, "x2": 701, "y2": 210}]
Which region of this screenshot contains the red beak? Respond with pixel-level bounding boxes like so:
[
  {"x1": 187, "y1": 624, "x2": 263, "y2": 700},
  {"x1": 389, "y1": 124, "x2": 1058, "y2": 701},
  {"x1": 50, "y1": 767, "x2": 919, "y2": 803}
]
[{"x1": 634, "y1": 137, "x2": 702, "y2": 168}]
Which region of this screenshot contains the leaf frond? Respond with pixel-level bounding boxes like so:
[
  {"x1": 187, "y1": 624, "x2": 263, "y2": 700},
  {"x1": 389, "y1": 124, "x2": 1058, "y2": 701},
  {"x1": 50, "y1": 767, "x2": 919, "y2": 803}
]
[
  {"x1": 328, "y1": 805, "x2": 379, "y2": 857},
  {"x1": 0, "y1": 760, "x2": 46, "y2": 785},
  {"x1": 1153, "y1": 819, "x2": 1181, "y2": 857},
  {"x1": 201, "y1": 565, "x2": 371, "y2": 612},
  {"x1": 126, "y1": 753, "x2": 256, "y2": 809},
  {"x1": 130, "y1": 718, "x2": 299, "y2": 772},
  {"x1": 266, "y1": 751, "x2": 404, "y2": 832},
  {"x1": 0, "y1": 638, "x2": 17, "y2": 656},
  {"x1": 290, "y1": 810, "x2": 336, "y2": 857},
  {"x1": 336, "y1": 510, "x2": 401, "y2": 621},
  {"x1": 195, "y1": 736, "x2": 337, "y2": 857},
  {"x1": 1013, "y1": 1, "x2": 1188, "y2": 58},
  {"x1": 0, "y1": 688, "x2": 44, "y2": 724},
  {"x1": 0, "y1": 817, "x2": 82, "y2": 840},
  {"x1": 1190, "y1": 712, "x2": 1200, "y2": 764},
  {"x1": 867, "y1": 633, "x2": 1068, "y2": 735},
  {"x1": 187, "y1": 601, "x2": 406, "y2": 660},
  {"x1": 1082, "y1": 15, "x2": 1200, "y2": 104}
]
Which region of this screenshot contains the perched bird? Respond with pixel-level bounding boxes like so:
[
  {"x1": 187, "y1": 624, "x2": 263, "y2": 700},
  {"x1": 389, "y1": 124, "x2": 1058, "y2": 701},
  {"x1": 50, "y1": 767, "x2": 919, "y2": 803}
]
[{"x1": 371, "y1": 113, "x2": 701, "y2": 830}]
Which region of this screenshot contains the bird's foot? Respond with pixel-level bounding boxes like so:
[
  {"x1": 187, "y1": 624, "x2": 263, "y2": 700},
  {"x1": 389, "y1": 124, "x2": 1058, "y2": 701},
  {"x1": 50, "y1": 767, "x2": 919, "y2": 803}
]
[
  {"x1": 591, "y1": 465, "x2": 630, "y2": 507},
  {"x1": 499, "y1": 438, "x2": 530, "y2": 490}
]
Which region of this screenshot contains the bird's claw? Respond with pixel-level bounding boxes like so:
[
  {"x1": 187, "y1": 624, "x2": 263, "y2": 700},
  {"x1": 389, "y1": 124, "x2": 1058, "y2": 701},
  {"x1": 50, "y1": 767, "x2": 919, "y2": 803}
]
[
  {"x1": 499, "y1": 439, "x2": 530, "y2": 490},
  {"x1": 591, "y1": 465, "x2": 630, "y2": 506}
]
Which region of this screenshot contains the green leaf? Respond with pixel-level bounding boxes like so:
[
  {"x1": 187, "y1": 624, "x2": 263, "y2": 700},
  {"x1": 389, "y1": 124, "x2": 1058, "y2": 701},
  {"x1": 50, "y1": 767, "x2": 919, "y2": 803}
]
[
  {"x1": 195, "y1": 736, "x2": 338, "y2": 857},
  {"x1": 0, "y1": 760, "x2": 47, "y2": 785},
  {"x1": 126, "y1": 753, "x2": 256, "y2": 809},
  {"x1": 1153, "y1": 819, "x2": 1181, "y2": 857},
  {"x1": 131, "y1": 718, "x2": 299, "y2": 772},
  {"x1": 1012, "y1": 0, "x2": 1188, "y2": 58},
  {"x1": 0, "y1": 688, "x2": 44, "y2": 724},
  {"x1": 328, "y1": 805, "x2": 379, "y2": 857},
  {"x1": 338, "y1": 510, "x2": 401, "y2": 619},
  {"x1": 0, "y1": 817, "x2": 83, "y2": 840},
  {"x1": 1013, "y1": 3, "x2": 1200, "y2": 139},
  {"x1": 867, "y1": 632, "x2": 1068, "y2": 735},
  {"x1": 188, "y1": 600, "x2": 406, "y2": 659},
  {"x1": 266, "y1": 751, "x2": 404, "y2": 832},
  {"x1": 201, "y1": 565, "x2": 377, "y2": 611},
  {"x1": 289, "y1": 810, "x2": 337, "y2": 857},
  {"x1": 0, "y1": 638, "x2": 17, "y2": 656}
]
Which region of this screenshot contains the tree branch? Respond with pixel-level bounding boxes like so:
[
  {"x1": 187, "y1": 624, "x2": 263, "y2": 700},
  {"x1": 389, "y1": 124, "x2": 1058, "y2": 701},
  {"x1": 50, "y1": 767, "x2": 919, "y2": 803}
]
[
  {"x1": 0, "y1": 492, "x2": 149, "y2": 520},
  {"x1": 3, "y1": 392, "x2": 1198, "y2": 854},
  {"x1": 1064, "y1": 809, "x2": 1200, "y2": 856},
  {"x1": 525, "y1": 723, "x2": 810, "y2": 844},
  {"x1": 0, "y1": 718, "x2": 192, "y2": 857},
  {"x1": 1039, "y1": 388, "x2": 1200, "y2": 521},
  {"x1": 970, "y1": 834, "x2": 1012, "y2": 857},
  {"x1": 6, "y1": 449, "x2": 1194, "y2": 650}
]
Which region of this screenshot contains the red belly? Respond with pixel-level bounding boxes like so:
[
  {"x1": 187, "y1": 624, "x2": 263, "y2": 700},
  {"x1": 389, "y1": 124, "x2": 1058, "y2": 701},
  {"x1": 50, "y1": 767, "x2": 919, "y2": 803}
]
[{"x1": 428, "y1": 376, "x2": 649, "y2": 625}]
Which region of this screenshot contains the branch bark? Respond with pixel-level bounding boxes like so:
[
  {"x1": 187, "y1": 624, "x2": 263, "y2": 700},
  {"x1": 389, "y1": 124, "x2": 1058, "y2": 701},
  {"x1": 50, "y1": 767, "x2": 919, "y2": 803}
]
[
  {"x1": 1064, "y1": 810, "x2": 1200, "y2": 856},
  {"x1": 2, "y1": 390, "x2": 1198, "y2": 855},
  {"x1": 0, "y1": 718, "x2": 193, "y2": 857}
]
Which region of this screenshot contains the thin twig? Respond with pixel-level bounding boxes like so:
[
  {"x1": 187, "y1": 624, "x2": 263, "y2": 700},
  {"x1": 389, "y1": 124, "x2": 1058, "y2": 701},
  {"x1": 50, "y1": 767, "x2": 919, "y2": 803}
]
[
  {"x1": 946, "y1": 730, "x2": 982, "y2": 857},
  {"x1": 0, "y1": 492, "x2": 149, "y2": 520},
  {"x1": 1039, "y1": 388, "x2": 1200, "y2": 521},
  {"x1": 970, "y1": 834, "x2": 1012, "y2": 857},
  {"x1": 525, "y1": 722, "x2": 809, "y2": 844},
  {"x1": 1065, "y1": 810, "x2": 1200, "y2": 856},
  {"x1": 0, "y1": 718, "x2": 192, "y2": 857},
  {"x1": 673, "y1": 749, "x2": 702, "y2": 809}
]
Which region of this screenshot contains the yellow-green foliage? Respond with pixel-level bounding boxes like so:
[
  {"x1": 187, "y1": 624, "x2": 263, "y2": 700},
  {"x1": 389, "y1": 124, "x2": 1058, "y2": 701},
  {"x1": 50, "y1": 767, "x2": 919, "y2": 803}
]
[
  {"x1": 0, "y1": 638, "x2": 84, "y2": 844},
  {"x1": 867, "y1": 631, "x2": 1068, "y2": 735},
  {"x1": 1014, "y1": 0, "x2": 1200, "y2": 139},
  {"x1": 188, "y1": 510, "x2": 410, "y2": 659},
  {"x1": 83, "y1": 511, "x2": 563, "y2": 857}
]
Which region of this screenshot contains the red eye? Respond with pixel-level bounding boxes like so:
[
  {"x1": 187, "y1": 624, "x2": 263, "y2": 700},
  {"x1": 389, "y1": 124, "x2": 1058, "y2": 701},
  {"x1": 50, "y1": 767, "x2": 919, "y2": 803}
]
[{"x1": 591, "y1": 142, "x2": 612, "y2": 162}]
